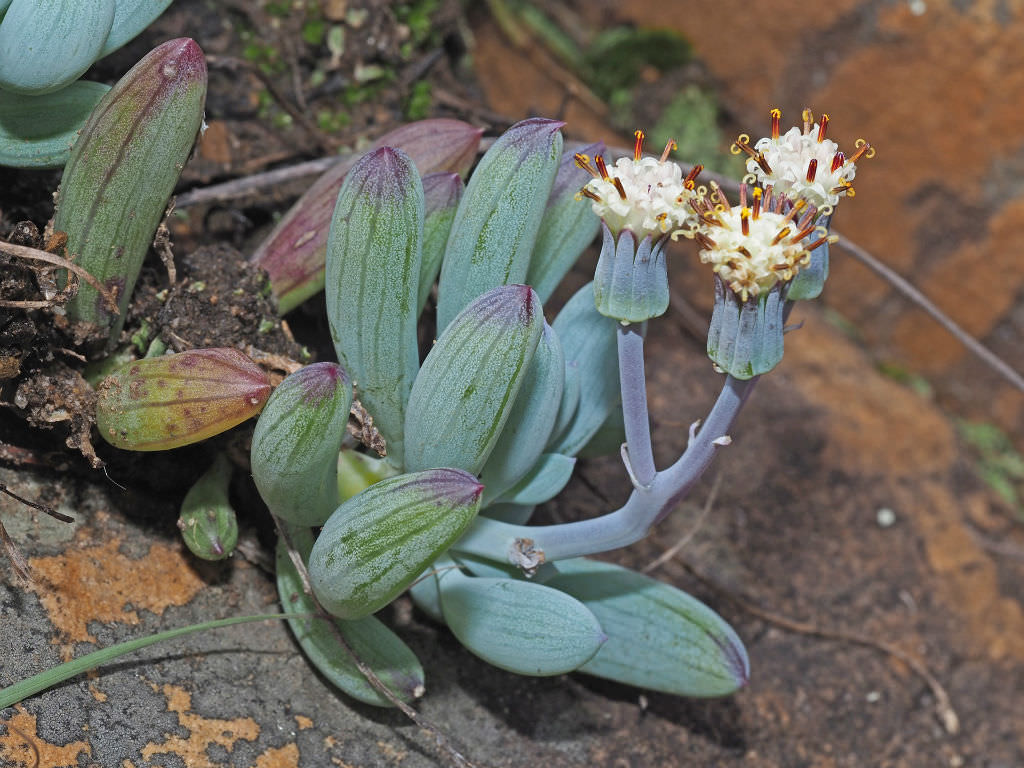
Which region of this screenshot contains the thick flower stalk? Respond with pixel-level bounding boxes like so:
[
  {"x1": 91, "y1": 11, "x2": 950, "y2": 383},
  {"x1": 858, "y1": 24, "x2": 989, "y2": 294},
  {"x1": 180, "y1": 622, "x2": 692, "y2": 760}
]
[
  {"x1": 693, "y1": 182, "x2": 833, "y2": 379},
  {"x1": 578, "y1": 130, "x2": 700, "y2": 324},
  {"x1": 733, "y1": 107, "x2": 873, "y2": 299}
]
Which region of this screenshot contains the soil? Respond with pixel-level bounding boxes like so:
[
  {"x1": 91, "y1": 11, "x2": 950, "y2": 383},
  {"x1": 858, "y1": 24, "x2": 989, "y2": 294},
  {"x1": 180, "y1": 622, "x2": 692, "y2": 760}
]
[{"x1": 2, "y1": 2, "x2": 1023, "y2": 768}]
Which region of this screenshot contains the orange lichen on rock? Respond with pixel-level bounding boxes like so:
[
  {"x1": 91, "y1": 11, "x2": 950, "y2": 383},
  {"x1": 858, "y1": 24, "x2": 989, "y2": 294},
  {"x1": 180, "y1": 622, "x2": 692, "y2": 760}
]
[
  {"x1": 28, "y1": 536, "x2": 205, "y2": 645},
  {"x1": 254, "y1": 742, "x2": 301, "y2": 767},
  {"x1": 140, "y1": 683, "x2": 260, "y2": 768},
  {"x1": 0, "y1": 707, "x2": 91, "y2": 768}
]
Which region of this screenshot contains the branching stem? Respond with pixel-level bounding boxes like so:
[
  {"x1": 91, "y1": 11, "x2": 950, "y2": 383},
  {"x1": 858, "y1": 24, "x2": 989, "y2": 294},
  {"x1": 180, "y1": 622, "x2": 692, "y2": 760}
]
[{"x1": 617, "y1": 323, "x2": 656, "y2": 488}]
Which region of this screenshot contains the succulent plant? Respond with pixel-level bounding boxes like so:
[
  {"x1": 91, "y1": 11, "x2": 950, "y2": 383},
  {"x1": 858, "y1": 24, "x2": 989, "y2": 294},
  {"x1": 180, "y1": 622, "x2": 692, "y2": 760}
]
[
  {"x1": 0, "y1": 0, "x2": 176, "y2": 167},
  {"x1": 76, "y1": 107, "x2": 870, "y2": 709}
]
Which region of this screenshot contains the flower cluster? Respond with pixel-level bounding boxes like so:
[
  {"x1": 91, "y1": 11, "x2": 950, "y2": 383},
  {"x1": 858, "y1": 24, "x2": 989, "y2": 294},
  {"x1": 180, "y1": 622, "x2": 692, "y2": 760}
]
[
  {"x1": 692, "y1": 183, "x2": 829, "y2": 302},
  {"x1": 732, "y1": 108, "x2": 873, "y2": 210},
  {"x1": 576, "y1": 130, "x2": 700, "y2": 240}
]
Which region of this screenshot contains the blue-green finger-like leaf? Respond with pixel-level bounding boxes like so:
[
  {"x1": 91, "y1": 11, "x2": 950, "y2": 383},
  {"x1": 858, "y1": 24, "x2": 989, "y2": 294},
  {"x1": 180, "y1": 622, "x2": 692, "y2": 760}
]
[
  {"x1": 451, "y1": 552, "x2": 559, "y2": 583},
  {"x1": 98, "y1": 0, "x2": 175, "y2": 58},
  {"x1": 404, "y1": 284, "x2": 542, "y2": 474},
  {"x1": 0, "y1": 0, "x2": 114, "y2": 94},
  {"x1": 526, "y1": 141, "x2": 603, "y2": 303},
  {"x1": 325, "y1": 146, "x2": 423, "y2": 465},
  {"x1": 547, "y1": 359, "x2": 580, "y2": 450},
  {"x1": 178, "y1": 453, "x2": 237, "y2": 560},
  {"x1": 495, "y1": 452, "x2": 575, "y2": 506},
  {"x1": 252, "y1": 363, "x2": 353, "y2": 526},
  {"x1": 547, "y1": 558, "x2": 749, "y2": 697},
  {"x1": 309, "y1": 469, "x2": 483, "y2": 619},
  {"x1": 276, "y1": 527, "x2": 425, "y2": 707},
  {"x1": 480, "y1": 321, "x2": 564, "y2": 504},
  {"x1": 480, "y1": 502, "x2": 535, "y2": 525},
  {"x1": 438, "y1": 569, "x2": 605, "y2": 676},
  {"x1": 408, "y1": 565, "x2": 445, "y2": 623},
  {"x1": 418, "y1": 171, "x2": 463, "y2": 314},
  {"x1": 436, "y1": 117, "x2": 564, "y2": 331},
  {"x1": 575, "y1": 406, "x2": 626, "y2": 459},
  {"x1": 547, "y1": 281, "x2": 620, "y2": 456},
  {"x1": 0, "y1": 81, "x2": 110, "y2": 168}
]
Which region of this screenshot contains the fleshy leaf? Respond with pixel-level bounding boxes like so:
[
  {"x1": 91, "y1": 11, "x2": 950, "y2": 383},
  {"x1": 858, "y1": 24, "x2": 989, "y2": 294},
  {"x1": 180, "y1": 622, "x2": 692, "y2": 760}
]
[
  {"x1": 337, "y1": 447, "x2": 399, "y2": 503},
  {"x1": 575, "y1": 406, "x2": 626, "y2": 459},
  {"x1": 547, "y1": 558, "x2": 750, "y2": 697},
  {"x1": 277, "y1": 525, "x2": 425, "y2": 706},
  {"x1": 479, "y1": 321, "x2": 564, "y2": 504},
  {"x1": 251, "y1": 363, "x2": 353, "y2": 526},
  {"x1": 55, "y1": 38, "x2": 207, "y2": 340},
  {"x1": 495, "y1": 452, "x2": 575, "y2": 506},
  {"x1": 437, "y1": 568, "x2": 605, "y2": 676},
  {"x1": 252, "y1": 119, "x2": 482, "y2": 313},
  {"x1": 178, "y1": 454, "x2": 238, "y2": 560},
  {"x1": 98, "y1": 0, "x2": 176, "y2": 58},
  {"x1": 0, "y1": 0, "x2": 114, "y2": 94},
  {"x1": 308, "y1": 469, "x2": 483, "y2": 619},
  {"x1": 546, "y1": 281, "x2": 620, "y2": 456},
  {"x1": 404, "y1": 285, "x2": 542, "y2": 474},
  {"x1": 95, "y1": 348, "x2": 270, "y2": 451},
  {"x1": 548, "y1": 359, "x2": 580, "y2": 447},
  {"x1": 325, "y1": 146, "x2": 423, "y2": 464},
  {"x1": 417, "y1": 171, "x2": 463, "y2": 314},
  {"x1": 526, "y1": 141, "x2": 603, "y2": 302},
  {"x1": 480, "y1": 503, "x2": 535, "y2": 525},
  {"x1": 436, "y1": 118, "x2": 564, "y2": 331},
  {"x1": 0, "y1": 82, "x2": 110, "y2": 168}
]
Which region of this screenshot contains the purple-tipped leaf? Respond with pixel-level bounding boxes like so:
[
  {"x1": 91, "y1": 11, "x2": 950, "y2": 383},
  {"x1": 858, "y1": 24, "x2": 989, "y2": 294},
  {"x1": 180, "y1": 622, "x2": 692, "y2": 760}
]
[
  {"x1": 95, "y1": 348, "x2": 270, "y2": 451},
  {"x1": 436, "y1": 118, "x2": 564, "y2": 331},
  {"x1": 308, "y1": 469, "x2": 484, "y2": 619},
  {"x1": 325, "y1": 146, "x2": 423, "y2": 463},
  {"x1": 253, "y1": 119, "x2": 482, "y2": 313},
  {"x1": 404, "y1": 285, "x2": 543, "y2": 474},
  {"x1": 56, "y1": 38, "x2": 207, "y2": 340},
  {"x1": 251, "y1": 363, "x2": 353, "y2": 526}
]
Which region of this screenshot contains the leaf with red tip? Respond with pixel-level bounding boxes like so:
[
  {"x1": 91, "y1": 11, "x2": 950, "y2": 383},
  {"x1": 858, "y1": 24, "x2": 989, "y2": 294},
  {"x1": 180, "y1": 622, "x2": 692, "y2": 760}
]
[
  {"x1": 417, "y1": 171, "x2": 463, "y2": 314},
  {"x1": 56, "y1": 38, "x2": 207, "y2": 340},
  {"x1": 252, "y1": 119, "x2": 482, "y2": 313},
  {"x1": 95, "y1": 348, "x2": 271, "y2": 451},
  {"x1": 436, "y1": 118, "x2": 563, "y2": 331}
]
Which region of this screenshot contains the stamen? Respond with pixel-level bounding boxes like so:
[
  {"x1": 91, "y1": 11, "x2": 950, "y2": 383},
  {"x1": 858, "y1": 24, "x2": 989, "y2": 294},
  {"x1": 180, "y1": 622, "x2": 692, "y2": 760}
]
[
  {"x1": 574, "y1": 153, "x2": 599, "y2": 178},
  {"x1": 683, "y1": 164, "x2": 703, "y2": 190},
  {"x1": 612, "y1": 177, "x2": 627, "y2": 200},
  {"x1": 633, "y1": 129, "x2": 646, "y2": 161},
  {"x1": 739, "y1": 184, "x2": 747, "y2": 209},
  {"x1": 771, "y1": 226, "x2": 792, "y2": 246},
  {"x1": 789, "y1": 224, "x2": 816, "y2": 243},
  {"x1": 762, "y1": 185, "x2": 774, "y2": 211},
  {"x1": 797, "y1": 205, "x2": 818, "y2": 230},
  {"x1": 832, "y1": 182, "x2": 854, "y2": 196},
  {"x1": 770, "y1": 108, "x2": 781, "y2": 140},
  {"x1": 736, "y1": 247, "x2": 753, "y2": 259},
  {"x1": 806, "y1": 158, "x2": 818, "y2": 182},
  {"x1": 660, "y1": 139, "x2": 677, "y2": 162},
  {"x1": 848, "y1": 139, "x2": 875, "y2": 164},
  {"x1": 695, "y1": 232, "x2": 717, "y2": 250},
  {"x1": 595, "y1": 154, "x2": 610, "y2": 180},
  {"x1": 740, "y1": 206, "x2": 750, "y2": 236},
  {"x1": 732, "y1": 137, "x2": 773, "y2": 175},
  {"x1": 802, "y1": 108, "x2": 814, "y2": 133},
  {"x1": 805, "y1": 234, "x2": 838, "y2": 251},
  {"x1": 830, "y1": 151, "x2": 845, "y2": 173},
  {"x1": 783, "y1": 199, "x2": 806, "y2": 224},
  {"x1": 581, "y1": 187, "x2": 602, "y2": 202},
  {"x1": 751, "y1": 187, "x2": 762, "y2": 220},
  {"x1": 817, "y1": 113, "x2": 830, "y2": 142}
]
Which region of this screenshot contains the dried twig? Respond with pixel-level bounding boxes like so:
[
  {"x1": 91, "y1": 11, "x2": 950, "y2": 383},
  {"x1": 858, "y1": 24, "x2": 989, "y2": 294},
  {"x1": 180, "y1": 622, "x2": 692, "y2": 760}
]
[
  {"x1": 271, "y1": 517, "x2": 480, "y2": 768},
  {"x1": 0, "y1": 518, "x2": 31, "y2": 583},
  {"x1": 154, "y1": 198, "x2": 177, "y2": 286},
  {"x1": 0, "y1": 241, "x2": 118, "y2": 315},
  {"x1": 0, "y1": 484, "x2": 74, "y2": 523}
]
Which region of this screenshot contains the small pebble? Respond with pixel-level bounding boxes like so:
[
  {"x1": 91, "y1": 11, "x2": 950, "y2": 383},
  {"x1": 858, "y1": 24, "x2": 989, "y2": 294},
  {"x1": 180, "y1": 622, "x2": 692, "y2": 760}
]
[{"x1": 876, "y1": 507, "x2": 896, "y2": 527}]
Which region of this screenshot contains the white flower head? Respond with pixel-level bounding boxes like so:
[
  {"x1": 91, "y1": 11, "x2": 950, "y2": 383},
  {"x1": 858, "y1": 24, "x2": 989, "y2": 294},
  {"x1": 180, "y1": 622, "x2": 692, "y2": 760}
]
[
  {"x1": 578, "y1": 131, "x2": 700, "y2": 240},
  {"x1": 733, "y1": 108, "x2": 874, "y2": 210},
  {"x1": 693, "y1": 183, "x2": 835, "y2": 301}
]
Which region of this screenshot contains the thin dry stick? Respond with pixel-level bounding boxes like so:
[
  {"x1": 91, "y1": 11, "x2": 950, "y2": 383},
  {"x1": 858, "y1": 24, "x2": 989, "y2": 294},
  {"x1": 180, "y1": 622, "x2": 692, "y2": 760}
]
[
  {"x1": 0, "y1": 484, "x2": 74, "y2": 523},
  {"x1": 0, "y1": 241, "x2": 119, "y2": 315},
  {"x1": 640, "y1": 471, "x2": 721, "y2": 575},
  {"x1": 270, "y1": 516, "x2": 481, "y2": 768},
  {"x1": 0, "y1": 518, "x2": 31, "y2": 583},
  {"x1": 672, "y1": 559, "x2": 960, "y2": 736}
]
